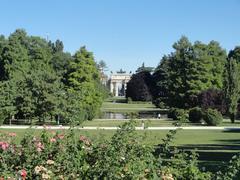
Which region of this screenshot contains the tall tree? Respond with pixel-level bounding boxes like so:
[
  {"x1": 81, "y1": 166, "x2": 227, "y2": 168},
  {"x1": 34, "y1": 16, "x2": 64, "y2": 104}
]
[
  {"x1": 153, "y1": 37, "x2": 226, "y2": 108},
  {"x1": 186, "y1": 41, "x2": 213, "y2": 106},
  {"x1": 207, "y1": 41, "x2": 227, "y2": 88},
  {"x1": 50, "y1": 51, "x2": 72, "y2": 77},
  {"x1": 27, "y1": 36, "x2": 65, "y2": 121},
  {"x1": 152, "y1": 56, "x2": 171, "y2": 106},
  {"x1": 0, "y1": 29, "x2": 30, "y2": 120},
  {"x1": 0, "y1": 30, "x2": 66, "y2": 122},
  {"x1": 228, "y1": 46, "x2": 240, "y2": 63},
  {"x1": 223, "y1": 58, "x2": 240, "y2": 123},
  {"x1": 97, "y1": 60, "x2": 107, "y2": 72},
  {"x1": 0, "y1": 35, "x2": 7, "y2": 80},
  {"x1": 66, "y1": 46, "x2": 103, "y2": 120},
  {"x1": 54, "y1": 39, "x2": 64, "y2": 53},
  {"x1": 136, "y1": 62, "x2": 154, "y2": 73},
  {"x1": 126, "y1": 71, "x2": 153, "y2": 101},
  {"x1": 0, "y1": 29, "x2": 106, "y2": 124},
  {"x1": 48, "y1": 39, "x2": 64, "y2": 53},
  {"x1": 167, "y1": 36, "x2": 193, "y2": 108}
]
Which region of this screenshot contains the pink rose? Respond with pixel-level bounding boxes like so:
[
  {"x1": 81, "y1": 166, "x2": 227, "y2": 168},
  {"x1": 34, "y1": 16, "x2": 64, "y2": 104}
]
[
  {"x1": 8, "y1": 132, "x2": 16, "y2": 137},
  {"x1": 50, "y1": 138, "x2": 56, "y2": 143},
  {"x1": 20, "y1": 169, "x2": 27, "y2": 179},
  {"x1": 57, "y1": 134, "x2": 64, "y2": 139},
  {"x1": 79, "y1": 135, "x2": 91, "y2": 146},
  {"x1": 0, "y1": 141, "x2": 9, "y2": 150},
  {"x1": 36, "y1": 142, "x2": 44, "y2": 152}
]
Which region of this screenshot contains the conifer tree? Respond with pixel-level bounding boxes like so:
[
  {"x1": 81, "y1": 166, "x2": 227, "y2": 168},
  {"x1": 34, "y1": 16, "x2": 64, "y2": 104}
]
[
  {"x1": 223, "y1": 58, "x2": 240, "y2": 123},
  {"x1": 66, "y1": 46, "x2": 103, "y2": 120}
]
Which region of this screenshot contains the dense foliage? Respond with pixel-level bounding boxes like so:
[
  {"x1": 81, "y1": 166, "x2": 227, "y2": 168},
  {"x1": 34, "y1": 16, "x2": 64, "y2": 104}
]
[
  {"x1": 1, "y1": 121, "x2": 240, "y2": 179},
  {"x1": 0, "y1": 122, "x2": 204, "y2": 179},
  {"x1": 0, "y1": 29, "x2": 105, "y2": 124},
  {"x1": 126, "y1": 70, "x2": 153, "y2": 101},
  {"x1": 189, "y1": 107, "x2": 203, "y2": 123},
  {"x1": 147, "y1": 36, "x2": 240, "y2": 124},
  {"x1": 65, "y1": 46, "x2": 104, "y2": 120},
  {"x1": 152, "y1": 36, "x2": 227, "y2": 109},
  {"x1": 167, "y1": 108, "x2": 188, "y2": 123},
  {"x1": 197, "y1": 89, "x2": 226, "y2": 114},
  {"x1": 202, "y1": 108, "x2": 223, "y2": 126},
  {"x1": 223, "y1": 58, "x2": 240, "y2": 123},
  {"x1": 111, "y1": 35, "x2": 240, "y2": 124}
]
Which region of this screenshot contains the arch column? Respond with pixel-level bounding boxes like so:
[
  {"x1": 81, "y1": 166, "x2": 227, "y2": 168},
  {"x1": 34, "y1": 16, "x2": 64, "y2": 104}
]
[
  {"x1": 110, "y1": 82, "x2": 114, "y2": 94},
  {"x1": 115, "y1": 82, "x2": 119, "y2": 96}
]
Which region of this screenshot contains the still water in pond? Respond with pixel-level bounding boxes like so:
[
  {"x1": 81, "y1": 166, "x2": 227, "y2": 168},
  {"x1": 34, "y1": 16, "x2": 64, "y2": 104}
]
[{"x1": 101, "y1": 111, "x2": 167, "y2": 119}]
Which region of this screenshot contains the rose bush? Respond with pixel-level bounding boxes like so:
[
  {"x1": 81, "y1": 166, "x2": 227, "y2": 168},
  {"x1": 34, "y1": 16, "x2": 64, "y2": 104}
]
[{"x1": 0, "y1": 121, "x2": 239, "y2": 179}]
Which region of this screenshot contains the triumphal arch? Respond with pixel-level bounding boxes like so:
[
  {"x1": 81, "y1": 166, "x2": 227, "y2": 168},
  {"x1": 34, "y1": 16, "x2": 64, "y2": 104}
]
[{"x1": 109, "y1": 69, "x2": 132, "y2": 96}]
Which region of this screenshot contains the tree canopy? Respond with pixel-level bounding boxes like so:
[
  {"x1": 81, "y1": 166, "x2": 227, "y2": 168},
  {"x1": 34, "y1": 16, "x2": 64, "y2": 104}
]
[
  {"x1": 223, "y1": 58, "x2": 240, "y2": 123},
  {"x1": 0, "y1": 29, "x2": 105, "y2": 125},
  {"x1": 126, "y1": 68, "x2": 153, "y2": 102},
  {"x1": 152, "y1": 36, "x2": 227, "y2": 108}
]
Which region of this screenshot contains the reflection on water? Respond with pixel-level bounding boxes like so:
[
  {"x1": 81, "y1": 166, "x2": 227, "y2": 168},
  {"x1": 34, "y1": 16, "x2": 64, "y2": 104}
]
[
  {"x1": 103, "y1": 113, "x2": 126, "y2": 119},
  {"x1": 102, "y1": 111, "x2": 167, "y2": 119}
]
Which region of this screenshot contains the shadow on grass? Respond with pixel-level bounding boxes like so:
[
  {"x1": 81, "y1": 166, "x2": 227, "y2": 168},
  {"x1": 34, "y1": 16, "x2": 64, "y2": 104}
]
[
  {"x1": 179, "y1": 143, "x2": 240, "y2": 152},
  {"x1": 223, "y1": 128, "x2": 240, "y2": 133},
  {"x1": 154, "y1": 137, "x2": 240, "y2": 172},
  {"x1": 105, "y1": 97, "x2": 127, "y2": 103}
]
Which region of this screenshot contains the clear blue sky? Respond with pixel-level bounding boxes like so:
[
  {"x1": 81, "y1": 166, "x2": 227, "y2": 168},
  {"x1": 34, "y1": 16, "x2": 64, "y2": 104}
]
[{"x1": 0, "y1": 0, "x2": 240, "y2": 73}]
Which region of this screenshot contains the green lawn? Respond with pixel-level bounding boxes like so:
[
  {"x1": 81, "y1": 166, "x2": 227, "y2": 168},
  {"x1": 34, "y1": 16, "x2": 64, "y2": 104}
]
[
  {"x1": 82, "y1": 119, "x2": 174, "y2": 127},
  {"x1": 1, "y1": 128, "x2": 240, "y2": 147},
  {"x1": 82, "y1": 119, "x2": 197, "y2": 127},
  {"x1": 82, "y1": 119, "x2": 240, "y2": 127},
  {"x1": 101, "y1": 102, "x2": 160, "y2": 113},
  {"x1": 101, "y1": 98, "x2": 163, "y2": 113},
  {"x1": 102, "y1": 102, "x2": 155, "y2": 109}
]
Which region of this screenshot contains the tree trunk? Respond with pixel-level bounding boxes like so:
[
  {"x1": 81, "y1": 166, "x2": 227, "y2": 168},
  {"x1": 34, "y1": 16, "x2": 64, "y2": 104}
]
[{"x1": 230, "y1": 113, "x2": 235, "y2": 123}]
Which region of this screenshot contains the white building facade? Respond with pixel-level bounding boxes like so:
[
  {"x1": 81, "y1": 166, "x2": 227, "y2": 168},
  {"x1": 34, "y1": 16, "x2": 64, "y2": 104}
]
[{"x1": 109, "y1": 70, "x2": 132, "y2": 97}]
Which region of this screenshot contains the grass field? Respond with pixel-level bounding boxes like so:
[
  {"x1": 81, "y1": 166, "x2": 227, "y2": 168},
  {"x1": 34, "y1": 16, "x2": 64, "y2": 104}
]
[
  {"x1": 101, "y1": 102, "x2": 160, "y2": 113},
  {"x1": 1, "y1": 128, "x2": 240, "y2": 147},
  {"x1": 82, "y1": 119, "x2": 240, "y2": 127},
  {"x1": 101, "y1": 97, "x2": 162, "y2": 113},
  {"x1": 102, "y1": 102, "x2": 155, "y2": 109}
]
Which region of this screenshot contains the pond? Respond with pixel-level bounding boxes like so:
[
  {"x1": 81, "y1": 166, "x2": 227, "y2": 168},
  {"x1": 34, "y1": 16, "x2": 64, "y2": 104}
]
[{"x1": 101, "y1": 111, "x2": 168, "y2": 119}]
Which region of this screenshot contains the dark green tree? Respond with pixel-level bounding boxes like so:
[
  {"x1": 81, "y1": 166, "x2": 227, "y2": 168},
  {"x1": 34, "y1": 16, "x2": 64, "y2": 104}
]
[
  {"x1": 0, "y1": 29, "x2": 106, "y2": 124},
  {"x1": 126, "y1": 71, "x2": 153, "y2": 101},
  {"x1": 152, "y1": 55, "x2": 171, "y2": 106},
  {"x1": 186, "y1": 41, "x2": 212, "y2": 106},
  {"x1": 0, "y1": 30, "x2": 67, "y2": 123},
  {"x1": 166, "y1": 36, "x2": 193, "y2": 108},
  {"x1": 153, "y1": 36, "x2": 226, "y2": 108},
  {"x1": 207, "y1": 41, "x2": 227, "y2": 88},
  {"x1": 54, "y1": 39, "x2": 64, "y2": 52},
  {"x1": 136, "y1": 62, "x2": 154, "y2": 73},
  {"x1": 0, "y1": 29, "x2": 30, "y2": 120},
  {"x1": 48, "y1": 39, "x2": 64, "y2": 53},
  {"x1": 228, "y1": 46, "x2": 240, "y2": 63},
  {"x1": 50, "y1": 51, "x2": 72, "y2": 77},
  {"x1": 0, "y1": 35, "x2": 7, "y2": 80},
  {"x1": 223, "y1": 58, "x2": 240, "y2": 123}
]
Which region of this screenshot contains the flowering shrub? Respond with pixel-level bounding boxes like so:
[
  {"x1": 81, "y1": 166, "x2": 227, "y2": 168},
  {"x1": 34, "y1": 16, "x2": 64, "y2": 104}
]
[{"x1": 0, "y1": 122, "x2": 239, "y2": 179}]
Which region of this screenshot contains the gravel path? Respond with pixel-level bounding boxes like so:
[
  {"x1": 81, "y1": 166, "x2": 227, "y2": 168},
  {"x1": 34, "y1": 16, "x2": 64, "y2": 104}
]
[{"x1": 1, "y1": 125, "x2": 240, "y2": 130}]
